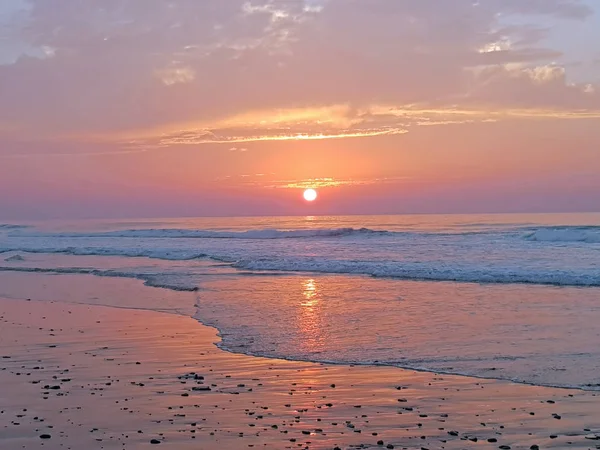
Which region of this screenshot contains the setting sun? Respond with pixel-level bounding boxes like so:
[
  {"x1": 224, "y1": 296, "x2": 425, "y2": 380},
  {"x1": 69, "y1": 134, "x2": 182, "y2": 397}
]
[{"x1": 303, "y1": 189, "x2": 318, "y2": 202}]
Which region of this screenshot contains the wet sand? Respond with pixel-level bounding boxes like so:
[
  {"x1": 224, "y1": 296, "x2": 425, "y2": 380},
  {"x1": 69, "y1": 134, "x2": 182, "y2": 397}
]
[{"x1": 2, "y1": 287, "x2": 600, "y2": 449}]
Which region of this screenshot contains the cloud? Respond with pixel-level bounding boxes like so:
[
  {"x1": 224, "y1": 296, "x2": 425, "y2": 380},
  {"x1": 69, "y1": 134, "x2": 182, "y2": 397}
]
[
  {"x1": 156, "y1": 65, "x2": 195, "y2": 86},
  {"x1": 99, "y1": 100, "x2": 600, "y2": 151},
  {"x1": 215, "y1": 175, "x2": 412, "y2": 189},
  {"x1": 465, "y1": 63, "x2": 600, "y2": 108},
  {"x1": 0, "y1": 0, "x2": 598, "y2": 151},
  {"x1": 490, "y1": 0, "x2": 592, "y2": 19}
]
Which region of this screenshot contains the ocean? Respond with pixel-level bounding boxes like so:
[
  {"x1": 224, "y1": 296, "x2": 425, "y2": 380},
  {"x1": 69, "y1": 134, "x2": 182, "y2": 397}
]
[{"x1": 1, "y1": 213, "x2": 599, "y2": 390}]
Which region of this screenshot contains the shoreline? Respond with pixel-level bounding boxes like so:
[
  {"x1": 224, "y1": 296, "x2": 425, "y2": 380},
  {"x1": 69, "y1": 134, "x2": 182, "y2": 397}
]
[
  {"x1": 2, "y1": 277, "x2": 600, "y2": 449},
  {"x1": 3, "y1": 268, "x2": 599, "y2": 393},
  {"x1": 211, "y1": 340, "x2": 600, "y2": 394}
]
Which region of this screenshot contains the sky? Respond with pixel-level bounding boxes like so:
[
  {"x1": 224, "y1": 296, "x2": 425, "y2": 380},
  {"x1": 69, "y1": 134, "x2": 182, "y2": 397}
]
[{"x1": 1, "y1": 0, "x2": 599, "y2": 219}]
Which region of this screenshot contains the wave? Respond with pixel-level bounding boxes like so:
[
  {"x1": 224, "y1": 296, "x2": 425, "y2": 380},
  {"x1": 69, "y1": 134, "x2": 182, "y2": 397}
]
[
  {"x1": 234, "y1": 258, "x2": 600, "y2": 287},
  {"x1": 0, "y1": 224, "x2": 29, "y2": 230},
  {"x1": 3, "y1": 247, "x2": 599, "y2": 287},
  {"x1": 12, "y1": 227, "x2": 386, "y2": 239},
  {"x1": 3, "y1": 222, "x2": 599, "y2": 288},
  {"x1": 0, "y1": 266, "x2": 199, "y2": 292},
  {"x1": 525, "y1": 227, "x2": 600, "y2": 244},
  {"x1": 12, "y1": 224, "x2": 600, "y2": 243},
  {"x1": 0, "y1": 247, "x2": 210, "y2": 261}
]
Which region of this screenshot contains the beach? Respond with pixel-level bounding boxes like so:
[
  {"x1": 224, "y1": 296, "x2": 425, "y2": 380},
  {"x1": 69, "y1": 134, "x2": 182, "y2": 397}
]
[
  {"x1": 4, "y1": 0, "x2": 600, "y2": 446},
  {"x1": 3, "y1": 0, "x2": 600, "y2": 446},
  {"x1": 2, "y1": 273, "x2": 600, "y2": 450}
]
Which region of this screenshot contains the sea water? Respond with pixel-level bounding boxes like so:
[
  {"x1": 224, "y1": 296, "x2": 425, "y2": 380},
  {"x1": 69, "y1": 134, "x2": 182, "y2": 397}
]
[{"x1": 1, "y1": 213, "x2": 599, "y2": 389}]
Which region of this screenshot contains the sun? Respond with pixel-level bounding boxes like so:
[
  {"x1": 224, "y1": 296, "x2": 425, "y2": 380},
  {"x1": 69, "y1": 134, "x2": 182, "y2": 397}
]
[{"x1": 303, "y1": 188, "x2": 318, "y2": 202}]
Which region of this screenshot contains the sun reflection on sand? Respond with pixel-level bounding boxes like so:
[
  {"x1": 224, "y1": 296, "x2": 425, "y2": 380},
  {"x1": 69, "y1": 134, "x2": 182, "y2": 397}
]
[{"x1": 298, "y1": 279, "x2": 325, "y2": 353}]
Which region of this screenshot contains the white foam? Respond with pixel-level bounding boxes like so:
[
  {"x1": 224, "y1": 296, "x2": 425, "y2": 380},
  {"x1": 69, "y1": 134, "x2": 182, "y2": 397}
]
[
  {"x1": 2, "y1": 241, "x2": 599, "y2": 287},
  {"x1": 234, "y1": 258, "x2": 600, "y2": 287},
  {"x1": 2, "y1": 224, "x2": 600, "y2": 288}
]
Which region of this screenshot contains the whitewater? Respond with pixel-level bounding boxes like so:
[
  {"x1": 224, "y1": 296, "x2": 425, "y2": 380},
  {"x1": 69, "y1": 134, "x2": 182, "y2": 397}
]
[
  {"x1": 2, "y1": 215, "x2": 600, "y2": 288},
  {"x1": 1, "y1": 213, "x2": 600, "y2": 390}
]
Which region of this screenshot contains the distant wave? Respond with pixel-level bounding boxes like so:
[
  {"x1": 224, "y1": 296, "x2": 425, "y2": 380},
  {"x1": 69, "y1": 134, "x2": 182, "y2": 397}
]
[
  {"x1": 0, "y1": 224, "x2": 29, "y2": 230},
  {"x1": 525, "y1": 227, "x2": 600, "y2": 244},
  {"x1": 13, "y1": 224, "x2": 600, "y2": 242},
  {"x1": 8, "y1": 226, "x2": 501, "y2": 240},
  {"x1": 12, "y1": 227, "x2": 387, "y2": 240}
]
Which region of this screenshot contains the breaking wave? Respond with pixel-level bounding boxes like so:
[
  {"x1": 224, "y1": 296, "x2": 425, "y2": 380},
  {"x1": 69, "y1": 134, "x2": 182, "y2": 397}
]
[
  {"x1": 233, "y1": 258, "x2": 600, "y2": 287},
  {"x1": 12, "y1": 227, "x2": 386, "y2": 240},
  {"x1": 525, "y1": 227, "x2": 600, "y2": 244},
  {"x1": 10, "y1": 224, "x2": 600, "y2": 243},
  {"x1": 2, "y1": 248, "x2": 599, "y2": 287},
  {"x1": 0, "y1": 224, "x2": 29, "y2": 230},
  {"x1": 2, "y1": 223, "x2": 599, "y2": 289}
]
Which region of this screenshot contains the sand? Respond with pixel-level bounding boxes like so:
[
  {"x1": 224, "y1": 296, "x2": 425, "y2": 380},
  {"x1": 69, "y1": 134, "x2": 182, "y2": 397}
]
[{"x1": 2, "y1": 278, "x2": 600, "y2": 449}]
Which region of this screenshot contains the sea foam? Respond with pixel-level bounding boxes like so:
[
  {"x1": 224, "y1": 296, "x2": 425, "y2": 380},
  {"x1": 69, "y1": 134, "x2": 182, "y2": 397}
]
[
  {"x1": 2, "y1": 223, "x2": 599, "y2": 288},
  {"x1": 525, "y1": 227, "x2": 600, "y2": 244}
]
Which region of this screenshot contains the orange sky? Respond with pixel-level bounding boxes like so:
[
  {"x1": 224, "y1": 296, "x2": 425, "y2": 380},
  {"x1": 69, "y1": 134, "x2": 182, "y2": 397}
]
[{"x1": 1, "y1": 0, "x2": 599, "y2": 218}]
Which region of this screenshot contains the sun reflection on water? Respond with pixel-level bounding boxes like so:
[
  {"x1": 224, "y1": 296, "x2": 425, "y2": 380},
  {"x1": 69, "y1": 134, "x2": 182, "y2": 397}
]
[
  {"x1": 298, "y1": 278, "x2": 324, "y2": 352},
  {"x1": 301, "y1": 279, "x2": 319, "y2": 307}
]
